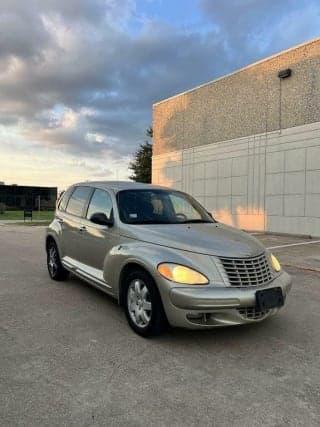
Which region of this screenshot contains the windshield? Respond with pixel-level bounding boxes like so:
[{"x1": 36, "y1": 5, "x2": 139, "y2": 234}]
[{"x1": 117, "y1": 189, "x2": 215, "y2": 225}]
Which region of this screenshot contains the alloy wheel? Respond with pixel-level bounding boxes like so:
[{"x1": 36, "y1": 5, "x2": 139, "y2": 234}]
[
  {"x1": 48, "y1": 246, "x2": 58, "y2": 278},
  {"x1": 127, "y1": 279, "x2": 152, "y2": 328}
]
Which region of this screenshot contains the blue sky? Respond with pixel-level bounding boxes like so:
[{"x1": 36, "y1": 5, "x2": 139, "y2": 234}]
[
  {"x1": 0, "y1": 0, "x2": 319, "y2": 189},
  {"x1": 135, "y1": 0, "x2": 202, "y2": 28}
]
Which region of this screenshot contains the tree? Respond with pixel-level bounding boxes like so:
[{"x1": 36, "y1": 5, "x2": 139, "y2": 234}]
[{"x1": 129, "y1": 127, "x2": 153, "y2": 183}]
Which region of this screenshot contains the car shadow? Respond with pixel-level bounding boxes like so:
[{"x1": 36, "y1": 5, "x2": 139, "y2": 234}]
[{"x1": 65, "y1": 272, "x2": 289, "y2": 349}]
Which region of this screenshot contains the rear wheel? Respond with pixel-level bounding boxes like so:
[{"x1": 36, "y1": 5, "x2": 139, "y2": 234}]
[
  {"x1": 124, "y1": 268, "x2": 168, "y2": 337},
  {"x1": 46, "y1": 240, "x2": 69, "y2": 281}
]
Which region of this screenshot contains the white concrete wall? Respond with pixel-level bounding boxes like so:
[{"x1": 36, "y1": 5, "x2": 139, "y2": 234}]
[{"x1": 152, "y1": 121, "x2": 320, "y2": 237}]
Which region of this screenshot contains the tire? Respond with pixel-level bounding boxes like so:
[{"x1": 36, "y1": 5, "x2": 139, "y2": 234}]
[
  {"x1": 124, "y1": 268, "x2": 168, "y2": 337},
  {"x1": 46, "y1": 240, "x2": 69, "y2": 281}
]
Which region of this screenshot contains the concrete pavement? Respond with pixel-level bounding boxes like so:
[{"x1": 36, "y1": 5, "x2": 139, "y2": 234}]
[{"x1": 1, "y1": 225, "x2": 319, "y2": 426}]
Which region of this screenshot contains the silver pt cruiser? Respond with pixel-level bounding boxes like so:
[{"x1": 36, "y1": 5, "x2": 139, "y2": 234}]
[{"x1": 46, "y1": 181, "x2": 292, "y2": 337}]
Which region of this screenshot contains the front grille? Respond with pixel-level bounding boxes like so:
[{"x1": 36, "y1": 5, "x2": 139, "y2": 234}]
[
  {"x1": 219, "y1": 253, "x2": 272, "y2": 287},
  {"x1": 237, "y1": 307, "x2": 270, "y2": 320}
]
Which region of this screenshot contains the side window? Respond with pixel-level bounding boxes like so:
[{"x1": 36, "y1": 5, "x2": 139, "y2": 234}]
[
  {"x1": 66, "y1": 186, "x2": 92, "y2": 217},
  {"x1": 58, "y1": 187, "x2": 74, "y2": 211},
  {"x1": 169, "y1": 193, "x2": 201, "y2": 220},
  {"x1": 86, "y1": 189, "x2": 113, "y2": 221}
]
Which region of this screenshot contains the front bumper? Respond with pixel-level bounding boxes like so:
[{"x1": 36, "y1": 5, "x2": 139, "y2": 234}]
[{"x1": 164, "y1": 271, "x2": 292, "y2": 329}]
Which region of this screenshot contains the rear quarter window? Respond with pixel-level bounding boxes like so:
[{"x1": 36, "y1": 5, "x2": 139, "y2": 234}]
[{"x1": 58, "y1": 187, "x2": 74, "y2": 211}]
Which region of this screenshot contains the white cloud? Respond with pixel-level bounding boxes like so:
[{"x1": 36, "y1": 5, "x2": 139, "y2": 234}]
[{"x1": 61, "y1": 109, "x2": 78, "y2": 129}]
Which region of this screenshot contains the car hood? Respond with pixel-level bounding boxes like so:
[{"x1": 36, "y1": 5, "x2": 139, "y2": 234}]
[{"x1": 119, "y1": 222, "x2": 266, "y2": 258}]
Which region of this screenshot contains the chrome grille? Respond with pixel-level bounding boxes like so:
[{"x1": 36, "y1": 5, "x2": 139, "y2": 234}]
[
  {"x1": 237, "y1": 307, "x2": 270, "y2": 320},
  {"x1": 220, "y1": 253, "x2": 272, "y2": 287}
]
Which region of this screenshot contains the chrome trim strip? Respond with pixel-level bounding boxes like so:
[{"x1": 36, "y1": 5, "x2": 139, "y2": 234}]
[
  {"x1": 76, "y1": 269, "x2": 111, "y2": 288},
  {"x1": 62, "y1": 256, "x2": 112, "y2": 289}
]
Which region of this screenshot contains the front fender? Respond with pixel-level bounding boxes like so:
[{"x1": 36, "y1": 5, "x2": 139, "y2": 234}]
[{"x1": 103, "y1": 240, "x2": 224, "y2": 301}]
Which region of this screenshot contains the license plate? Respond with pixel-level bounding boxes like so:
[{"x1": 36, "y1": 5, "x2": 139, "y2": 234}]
[{"x1": 256, "y1": 287, "x2": 284, "y2": 310}]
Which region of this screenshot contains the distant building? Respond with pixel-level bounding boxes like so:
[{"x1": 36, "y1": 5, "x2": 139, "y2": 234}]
[
  {"x1": 152, "y1": 38, "x2": 320, "y2": 237},
  {"x1": 0, "y1": 184, "x2": 57, "y2": 210}
]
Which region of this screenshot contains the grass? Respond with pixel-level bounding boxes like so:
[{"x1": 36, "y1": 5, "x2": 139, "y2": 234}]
[{"x1": 0, "y1": 210, "x2": 54, "y2": 221}]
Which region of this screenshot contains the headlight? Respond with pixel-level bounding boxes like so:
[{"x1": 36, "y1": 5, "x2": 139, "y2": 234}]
[
  {"x1": 157, "y1": 263, "x2": 209, "y2": 285},
  {"x1": 270, "y1": 253, "x2": 281, "y2": 272}
]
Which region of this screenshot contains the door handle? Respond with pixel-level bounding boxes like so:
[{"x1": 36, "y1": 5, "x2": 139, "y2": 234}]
[{"x1": 79, "y1": 226, "x2": 86, "y2": 233}]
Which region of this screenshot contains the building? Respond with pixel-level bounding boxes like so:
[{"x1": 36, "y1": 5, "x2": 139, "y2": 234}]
[
  {"x1": 152, "y1": 38, "x2": 320, "y2": 237},
  {"x1": 0, "y1": 184, "x2": 57, "y2": 210}
]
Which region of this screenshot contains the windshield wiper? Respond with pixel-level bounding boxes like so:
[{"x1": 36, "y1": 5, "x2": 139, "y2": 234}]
[
  {"x1": 180, "y1": 219, "x2": 213, "y2": 224},
  {"x1": 128, "y1": 219, "x2": 214, "y2": 225},
  {"x1": 131, "y1": 220, "x2": 172, "y2": 225}
]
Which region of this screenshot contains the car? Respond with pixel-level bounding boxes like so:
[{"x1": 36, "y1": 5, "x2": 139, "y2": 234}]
[{"x1": 46, "y1": 181, "x2": 292, "y2": 337}]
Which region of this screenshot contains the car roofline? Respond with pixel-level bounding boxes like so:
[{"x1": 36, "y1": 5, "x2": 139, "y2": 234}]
[{"x1": 70, "y1": 180, "x2": 173, "y2": 194}]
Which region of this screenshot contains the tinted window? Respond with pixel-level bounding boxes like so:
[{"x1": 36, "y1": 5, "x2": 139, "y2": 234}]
[
  {"x1": 86, "y1": 189, "x2": 113, "y2": 221},
  {"x1": 66, "y1": 186, "x2": 92, "y2": 217},
  {"x1": 117, "y1": 189, "x2": 214, "y2": 224},
  {"x1": 58, "y1": 187, "x2": 74, "y2": 211}
]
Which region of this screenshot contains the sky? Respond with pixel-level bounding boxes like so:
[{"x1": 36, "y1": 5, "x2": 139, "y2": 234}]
[{"x1": 0, "y1": 0, "x2": 319, "y2": 190}]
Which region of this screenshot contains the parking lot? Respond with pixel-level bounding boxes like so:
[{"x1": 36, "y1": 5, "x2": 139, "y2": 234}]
[{"x1": 0, "y1": 225, "x2": 319, "y2": 426}]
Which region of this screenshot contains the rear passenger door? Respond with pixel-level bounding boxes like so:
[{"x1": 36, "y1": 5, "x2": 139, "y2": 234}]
[{"x1": 62, "y1": 186, "x2": 93, "y2": 262}]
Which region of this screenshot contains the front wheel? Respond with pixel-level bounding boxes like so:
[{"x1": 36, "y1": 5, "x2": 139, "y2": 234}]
[
  {"x1": 46, "y1": 240, "x2": 69, "y2": 281},
  {"x1": 124, "y1": 269, "x2": 168, "y2": 337}
]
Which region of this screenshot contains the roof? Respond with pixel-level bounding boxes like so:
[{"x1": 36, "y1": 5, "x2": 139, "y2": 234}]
[
  {"x1": 0, "y1": 184, "x2": 57, "y2": 190},
  {"x1": 73, "y1": 180, "x2": 170, "y2": 192}
]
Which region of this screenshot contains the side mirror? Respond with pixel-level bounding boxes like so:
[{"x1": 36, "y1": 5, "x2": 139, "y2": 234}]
[{"x1": 90, "y1": 212, "x2": 113, "y2": 227}]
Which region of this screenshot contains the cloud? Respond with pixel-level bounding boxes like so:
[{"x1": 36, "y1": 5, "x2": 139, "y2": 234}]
[
  {"x1": 60, "y1": 109, "x2": 78, "y2": 129},
  {"x1": 0, "y1": 2, "x2": 227, "y2": 160},
  {"x1": 0, "y1": 0, "x2": 319, "y2": 187},
  {"x1": 199, "y1": 0, "x2": 320, "y2": 65}
]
